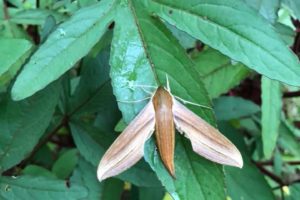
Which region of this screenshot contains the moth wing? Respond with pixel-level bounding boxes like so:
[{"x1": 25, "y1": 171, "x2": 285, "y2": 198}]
[
  {"x1": 97, "y1": 102, "x2": 155, "y2": 181},
  {"x1": 172, "y1": 99, "x2": 243, "y2": 168}
]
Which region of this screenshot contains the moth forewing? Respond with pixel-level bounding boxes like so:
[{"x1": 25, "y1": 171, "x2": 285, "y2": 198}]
[
  {"x1": 97, "y1": 101, "x2": 156, "y2": 181},
  {"x1": 172, "y1": 98, "x2": 243, "y2": 168},
  {"x1": 152, "y1": 87, "x2": 175, "y2": 177}
]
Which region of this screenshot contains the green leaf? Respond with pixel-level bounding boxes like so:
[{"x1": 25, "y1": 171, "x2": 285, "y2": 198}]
[
  {"x1": 0, "y1": 38, "x2": 32, "y2": 85},
  {"x1": 214, "y1": 96, "x2": 260, "y2": 121},
  {"x1": 0, "y1": 176, "x2": 88, "y2": 199},
  {"x1": 31, "y1": 145, "x2": 56, "y2": 169},
  {"x1": 52, "y1": 149, "x2": 78, "y2": 179},
  {"x1": 22, "y1": 165, "x2": 57, "y2": 179},
  {"x1": 165, "y1": 22, "x2": 196, "y2": 49},
  {"x1": 111, "y1": 1, "x2": 224, "y2": 198},
  {"x1": 70, "y1": 122, "x2": 160, "y2": 187},
  {"x1": 79, "y1": 0, "x2": 98, "y2": 7},
  {"x1": 282, "y1": 0, "x2": 300, "y2": 19},
  {"x1": 0, "y1": 18, "x2": 31, "y2": 38},
  {"x1": 0, "y1": 82, "x2": 60, "y2": 172},
  {"x1": 274, "y1": 23, "x2": 296, "y2": 46},
  {"x1": 70, "y1": 49, "x2": 118, "y2": 116},
  {"x1": 261, "y1": 76, "x2": 282, "y2": 158},
  {"x1": 71, "y1": 157, "x2": 123, "y2": 200},
  {"x1": 139, "y1": 187, "x2": 165, "y2": 200},
  {"x1": 10, "y1": 9, "x2": 66, "y2": 25},
  {"x1": 192, "y1": 47, "x2": 250, "y2": 98},
  {"x1": 144, "y1": 137, "x2": 226, "y2": 200},
  {"x1": 242, "y1": 0, "x2": 280, "y2": 23},
  {"x1": 11, "y1": 0, "x2": 116, "y2": 100},
  {"x1": 70, "y1": 122, "x2": 104, "y2": 167},
  {"x1": 218, "y1": 122, "x2": 275, "y2": 200},
  {"x1": 286, "y1": 184, "x2": 300, "y2": 200},
  {"x1": 278, "y1": 120, "x2": 300, "y2": 159},
  {"x1": 0, "y1": 1, "x2": 3, "y2": 19},
  {"x1": 147, "y1": 0, "x2": 300, "y2": 86},
  {"x1": 40, "y1": 16, "x2": 57, "y2": 42}
]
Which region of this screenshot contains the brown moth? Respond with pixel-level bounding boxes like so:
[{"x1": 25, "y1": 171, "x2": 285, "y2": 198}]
[{"x1": 97, "y1": 86, "x2": 243, "y2": 181}]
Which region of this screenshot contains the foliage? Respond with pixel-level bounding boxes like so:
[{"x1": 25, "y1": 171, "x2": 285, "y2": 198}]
[{"x1": 0, "y1": 0, "x2": 300, "y2": 199}]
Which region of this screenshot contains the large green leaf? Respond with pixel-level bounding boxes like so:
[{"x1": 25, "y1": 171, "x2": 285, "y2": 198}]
[
  {"x1": 218, "y1": 122, "x2": 275, "y2": 200},
  {"x1": 261, "y1": 76, "x2": 282, "y2": 159},
  {"x1": 242, "y1": 0, "x2": 280, "y2": 23},
  {"x1": 0, "y1": 38, "x2": 32, "y2": 85},
  {"x1": 192, "y1": 47, "x2": 250, "y2": 98},
  {"x1": 111, "y1": 1, "x2": 213, "y2": 123},
  {"x1": 11, "y1": 0, "x2": 116, "y2": 100},
  {"x1": 109, "y1": 1, "x2": 157, "y2": 123},
  {"x1": 71, "y1": 157, "x2": 123, "y2": 200},
  {"x1": 0, "y1": 82, "x2": 60, "y2": 172},
  {"x1": 110, "y1": 1, "x2": 225, "y2": 199},
  {"x1": 147, "y1": 0, "x2": 300, "y2": 86},
  {"x1": 213, "y1": 96, "x2": 260, "y2": 121},
  {"x1": 0, "y1": 176, "x2": 87, "y2": 199}
]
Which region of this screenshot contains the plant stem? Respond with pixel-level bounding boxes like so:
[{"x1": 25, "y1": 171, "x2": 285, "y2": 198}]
[{"x1": 3, "y1": 0, "x2": 9, "y2": 20}]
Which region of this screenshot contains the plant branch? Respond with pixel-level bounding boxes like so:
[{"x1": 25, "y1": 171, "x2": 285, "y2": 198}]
[
  {"x1": 16, "y1": 116, "x2": 69, "y2": 170},
  {"x1": 283, "y1": 91, "x2": 300, "y2": 98},
  {"x1": 256, "y1": 160, "x2": 300, "y2": 166},
  {"x1": 254, "y1": 161, "x2": 285, "y2": 186}
]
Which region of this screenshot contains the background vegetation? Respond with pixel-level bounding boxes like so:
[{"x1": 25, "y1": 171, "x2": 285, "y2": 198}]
[{"x1": 1, "y1": 0, "x2": 300, "y2": 199}]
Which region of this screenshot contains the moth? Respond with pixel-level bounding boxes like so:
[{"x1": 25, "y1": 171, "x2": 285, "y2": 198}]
[{"x1": 97, "y1": 86, "x2": 243, "y2": 181}]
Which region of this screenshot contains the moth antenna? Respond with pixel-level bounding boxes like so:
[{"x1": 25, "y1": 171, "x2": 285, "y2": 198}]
[
  {"x1": 117, "y1": 97, "x2": 151, "y2": 104},
  {"x1": 174, "y1": 96, "x2": 212, "y2": 110}
]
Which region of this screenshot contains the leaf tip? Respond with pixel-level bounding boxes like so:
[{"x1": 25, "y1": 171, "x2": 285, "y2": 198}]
[{"x1": 11, "y1": 89, "x2": 23, "y2": 101}]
